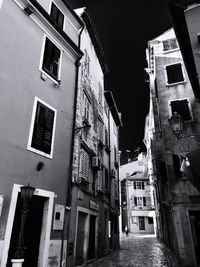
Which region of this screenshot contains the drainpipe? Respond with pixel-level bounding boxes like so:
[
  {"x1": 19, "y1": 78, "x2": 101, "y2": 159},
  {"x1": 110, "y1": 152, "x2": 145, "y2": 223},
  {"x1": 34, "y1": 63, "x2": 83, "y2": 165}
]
[{"x1": 60, "y1": 24, "x2": 84, "y2": 267}]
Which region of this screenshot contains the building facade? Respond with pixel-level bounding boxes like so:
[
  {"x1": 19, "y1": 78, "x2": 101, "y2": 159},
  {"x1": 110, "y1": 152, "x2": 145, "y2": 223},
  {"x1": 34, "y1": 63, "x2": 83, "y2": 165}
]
[
  {"x1": 146, "y1": 27, "x2": 200, "y2": 266},
  {"x1": 67, "y1": 8, "x2": 122, "y2": 267},
  {"x1": 120, "y1": 153, "x2": 155, "y2": 234},
  {"x1": 0, "y1": 0, "x2": 83, "y2": 266}
]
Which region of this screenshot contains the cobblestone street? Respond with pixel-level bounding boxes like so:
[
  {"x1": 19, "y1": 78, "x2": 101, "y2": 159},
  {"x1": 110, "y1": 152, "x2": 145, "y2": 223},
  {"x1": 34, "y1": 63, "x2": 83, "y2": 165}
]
[{"x1": 86, "y1": 234, "x2": 180, "y2": 267}]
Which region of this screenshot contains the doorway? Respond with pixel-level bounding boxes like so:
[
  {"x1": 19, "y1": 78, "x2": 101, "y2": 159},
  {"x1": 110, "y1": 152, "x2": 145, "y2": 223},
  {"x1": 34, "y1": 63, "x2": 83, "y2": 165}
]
[
  {"x1": 189, "y1": 210, "x2": 200, "y2": 265},
  {"x1": 88, "y1": 215, "x2": 96, "y2": 260},
  {"x1": 7, "y1": 194, "x2": 45, "y2": 267},
  {"x1": 139, "y1": 216, "x2": 145, "y2": 230},
  {"x1": 75, "y1": 212, "x2": 86, "y2": 266}
]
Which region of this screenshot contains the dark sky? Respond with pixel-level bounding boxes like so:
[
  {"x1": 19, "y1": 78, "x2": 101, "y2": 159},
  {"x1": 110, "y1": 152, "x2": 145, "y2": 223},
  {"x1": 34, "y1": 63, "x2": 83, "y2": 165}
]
[{"x1": 67, "y1": 0, "x2": 172, "y2": 164}]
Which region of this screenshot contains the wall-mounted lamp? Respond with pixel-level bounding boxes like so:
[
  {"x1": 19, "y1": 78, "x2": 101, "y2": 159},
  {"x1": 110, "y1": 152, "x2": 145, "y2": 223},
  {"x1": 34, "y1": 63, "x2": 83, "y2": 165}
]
[
  {"x1": 168, "y1": 112, "x2": 183, "y2": 140},
  {"x1": 37, "y1": 161, "x2": 44, "y2": 171},
  {"x1": 75, "y1": 124, "x2": 91, "y2": 132}
]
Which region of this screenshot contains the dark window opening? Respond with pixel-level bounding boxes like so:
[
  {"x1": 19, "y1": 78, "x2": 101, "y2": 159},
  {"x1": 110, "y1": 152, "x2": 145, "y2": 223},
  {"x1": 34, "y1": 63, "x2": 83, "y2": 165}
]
[
  {"x1": 42, "y1": 38, "x2": 61, "y2": 80},
  {"x1": 173, "y1": 154, "x2": 183, "y2": 178},
  {"x1": 170, "y1": 99, "x2": 192, "y2": 121},
  {"x1": 31, "y1": 101, "x2": 55, "y2": 155},
  {"x1": 55, "y1": 212, "x2": 60, "y2": 220},
  {"x1": 148, "y1": 217, "x2": 154, "y2": 224},
  {"x1": 166, "y1": 63, "x2": 184, "y2": 84},
  {"x1": 50, "y1": 3, "x2": 64, "y2": 29}
]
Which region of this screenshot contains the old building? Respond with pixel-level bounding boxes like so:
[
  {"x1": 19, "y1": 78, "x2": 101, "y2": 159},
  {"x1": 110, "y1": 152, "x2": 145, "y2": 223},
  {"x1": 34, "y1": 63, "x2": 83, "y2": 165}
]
[
  {"x1": 0, "y1": 0, "x2": 83, "y2": 266},
  {"x1": 67, "y1": 8, "x2": 122, "y2": 267},
  {"x1": 146, "y1": 27, "x2": 200, "y2": 266},
  {"x1": 120, "y1": 153, "x2": 155, "y2": 234}
]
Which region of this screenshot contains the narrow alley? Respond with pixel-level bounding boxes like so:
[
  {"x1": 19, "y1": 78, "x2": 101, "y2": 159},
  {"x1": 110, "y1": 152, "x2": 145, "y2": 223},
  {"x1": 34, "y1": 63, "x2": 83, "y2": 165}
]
[{"x1": 86, "y1": 234, "x2": 180, "y2": 267}]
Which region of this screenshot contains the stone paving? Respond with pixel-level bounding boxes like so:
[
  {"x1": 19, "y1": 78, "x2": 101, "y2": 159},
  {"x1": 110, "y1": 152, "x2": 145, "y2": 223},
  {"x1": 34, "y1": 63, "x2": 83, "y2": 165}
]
[{"x1": 86, "y1": 234, "x2": 180, "y2": 267}]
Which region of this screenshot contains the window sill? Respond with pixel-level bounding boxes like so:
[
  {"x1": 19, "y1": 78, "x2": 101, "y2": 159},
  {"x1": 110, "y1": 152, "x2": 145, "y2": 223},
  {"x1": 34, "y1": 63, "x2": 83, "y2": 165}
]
[
  {"x1": 163, "y1": 48, "x2": 179, "y2": 54},
  {"x1": 40, "y1": 70, "x2": 61, "y2": 86},
  {"x1": 166, "y1": 80, "x2": 186, "y2": 87},
  {"x1": 27, "y1": 146, "x2": 53, "y2": 159}
]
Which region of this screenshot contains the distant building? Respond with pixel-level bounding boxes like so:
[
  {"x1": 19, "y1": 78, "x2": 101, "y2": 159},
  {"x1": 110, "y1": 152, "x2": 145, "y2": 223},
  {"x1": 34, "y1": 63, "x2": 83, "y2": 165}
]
[
  {"x1": 67, "y1": 8, "x2": 122, "y2": 267},
  {"x1": 120, "y1": 153, "x2": 155, "y2": 234},
  {"x1": 146, "y1": 27, "x2": 200, "y2": 266},
  {"x1": 0, "y1": 0, "x2": 83, "y2": 266}
]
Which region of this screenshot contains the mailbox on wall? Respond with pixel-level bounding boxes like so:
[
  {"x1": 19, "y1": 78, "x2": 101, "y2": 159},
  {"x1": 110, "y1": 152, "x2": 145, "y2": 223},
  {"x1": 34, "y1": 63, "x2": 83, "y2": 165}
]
[{"x1": 0, "y1": 195, "x2": 4, "y2": 217}]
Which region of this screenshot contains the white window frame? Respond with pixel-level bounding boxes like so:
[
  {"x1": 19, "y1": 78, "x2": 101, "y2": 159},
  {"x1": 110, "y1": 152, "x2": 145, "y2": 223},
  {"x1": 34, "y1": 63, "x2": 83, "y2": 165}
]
[
  {"x1": 27, "y1": 96, "x2": 57, "y2": 159},
  {"x1": 162, "y1": 38, "x2": 179, "y2": 54},
  {"x1": 168, "y1": 97, "x2": 193, "y2": 122},
  {"x1": 39, "y1": 34, "x2": 62, "y2": 85},
  {"x1": 164, "y1": 62, "x2": 186, "y2": 86},
  {"x1": 48, "y1": 1, "x2": 66, "y2": 31}
]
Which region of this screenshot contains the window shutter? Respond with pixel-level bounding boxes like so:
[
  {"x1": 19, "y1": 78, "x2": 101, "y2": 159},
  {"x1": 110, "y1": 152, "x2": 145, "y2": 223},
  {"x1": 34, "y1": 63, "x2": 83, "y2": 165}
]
[
  {"x1": 134, "y1": 182, "x2": 136, "y2": 189},
  {"x1": 31, "y1": 102, "x2": 54, "y2": 154},
  {"x1": 134, "y1": 197, "x2": 137, "y2": 206},
  {"x1": 80, "y1": 149, "x2": 89, "y2": 180},
  {"x1": 143, "y1": 197, "x2": 146, "y2": 206},
  {"x1": 166, "y1": 63, "x2": 184, "y2": 84},
  {"x1": 142, "y1": 182, "x2": 144, "y2": 190}
]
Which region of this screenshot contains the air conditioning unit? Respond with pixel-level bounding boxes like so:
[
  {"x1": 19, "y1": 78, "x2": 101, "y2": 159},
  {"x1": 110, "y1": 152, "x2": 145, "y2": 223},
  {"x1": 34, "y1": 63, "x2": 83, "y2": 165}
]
[
  {"x1": 92, "y1": 157, "x2": 101, "y2": 170},
  {"x1": 111, "y1": 169, "x2": 116, "y2": 177}
]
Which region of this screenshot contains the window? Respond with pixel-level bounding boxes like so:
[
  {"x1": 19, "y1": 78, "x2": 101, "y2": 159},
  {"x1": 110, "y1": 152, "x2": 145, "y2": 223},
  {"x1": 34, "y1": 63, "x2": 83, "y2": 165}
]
[
  {"x1": 104, "y1": 167, "x2": 109, "y2": 190},
  {"x1": 134, "y1": 197, "x2": 145, "y2": 207},
  {"x1": 165, "y1": 63, "x2": 185, "y2": 85},
  {"x1": 133, "y1": 181, "x2": 144, "y2": 190},
  {"x1": 50, "y1": 2, "x2": 64, "y2": 29},
  {"x1": 148, "y1": 217, "x2": 154, "y2": 224},
  {"x1": 83, "y1": 92, "x2": 90, "y2": 122},
  {"x1": 163, "y1": 38, "x2": 178, "y2": 52},
  {"x1": 98, "y1": 82, "x2": 103, "y2": 114},
  {"x1": 170, "y1": 99, "x2": 192, "y2": 121},
  {"x1": 105, "y1": 128, "x2": 109, "y2": 146},
  {"x1": 80, "y1": 149, "x2": 90, "y2": 181},
  {"x1": 28, "y1": 97, "x2": 56, "y2": 158},
  {"x1": 42, "y1": 37, "x2": 61, "y2": 81}
]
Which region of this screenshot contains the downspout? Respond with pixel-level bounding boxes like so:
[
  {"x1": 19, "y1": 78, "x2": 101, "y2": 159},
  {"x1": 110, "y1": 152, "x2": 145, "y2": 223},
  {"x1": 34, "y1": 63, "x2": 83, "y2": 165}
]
[
  {"x1": 60, "y1": 24, "x2": 84, "y2": 267},
  {"x1": 108, "y1": 109, "x2": 112, "y2": 250}
]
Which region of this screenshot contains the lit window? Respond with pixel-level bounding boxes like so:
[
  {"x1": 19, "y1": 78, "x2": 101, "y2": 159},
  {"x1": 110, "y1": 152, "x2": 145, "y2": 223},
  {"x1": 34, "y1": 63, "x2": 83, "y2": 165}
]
[{"x1": 42, "y1": 37, "x2": 61, "y2": 81}]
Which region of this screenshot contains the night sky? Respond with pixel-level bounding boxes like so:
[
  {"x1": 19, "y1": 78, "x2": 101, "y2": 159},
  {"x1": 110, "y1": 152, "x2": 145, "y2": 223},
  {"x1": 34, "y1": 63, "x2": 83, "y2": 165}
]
[{"x1": 67, "y1": 0, "x2": 172, "y2": 164}]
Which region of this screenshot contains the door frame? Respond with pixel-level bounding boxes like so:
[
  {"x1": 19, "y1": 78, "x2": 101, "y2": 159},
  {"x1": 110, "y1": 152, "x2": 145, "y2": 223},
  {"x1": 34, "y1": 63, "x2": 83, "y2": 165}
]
[
  {"x1": 74, "y1": 206, "x2": 98, "y2": 266},
  {"x1": 1, "y1": 184, "x2": 54, "y2": 267}
]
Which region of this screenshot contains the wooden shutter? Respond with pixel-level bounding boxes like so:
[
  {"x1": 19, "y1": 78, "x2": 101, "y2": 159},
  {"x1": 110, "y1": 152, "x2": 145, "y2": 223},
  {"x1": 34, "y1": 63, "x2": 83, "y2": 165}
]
[
  {"x1": 134, "y1": 197, "x2": 137, "y2": 206},
  {"x1": 143, "y1": 197, "x2": 146, "y2": 206},
  {"x1": 166, "y1": 63, "x2": 184, "y2": 84},
  {"x1": 133, "y1": 182, "x2": 136, "y2": 189},
  {"x1": 142, "y1": 182, "x2": 144, "y2": 190},
  {"x1": 80, "y1": 149, "x2": 89, "y2": 180},
  {"x1": 31, "y1": 102, "x2": 54, "y2": 154}
]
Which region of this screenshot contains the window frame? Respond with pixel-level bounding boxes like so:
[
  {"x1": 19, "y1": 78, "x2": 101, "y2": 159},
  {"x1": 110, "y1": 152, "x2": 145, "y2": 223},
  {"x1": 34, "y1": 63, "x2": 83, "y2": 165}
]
[
  {"x1": 162, "y1": 38, "x2": 179, "y2": 53},
  {"x1": 39, "y1": 35, "x2": 62, "y2": 84},
  {"x1": 164, "y1": 62, "x2": 186, "y2": 86},
  {"x1": 50, "y1": 2, "x2": 65, "y2": 30},
  {"x1": 168, "y1": 97, "x2": 193, "y2": 122},
  {"x1": 27, "y1": 97, "x2": 57, "y2": 159},
  {"x1": 83, "y1": 91, "x2": 91, "y2": 123}
]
